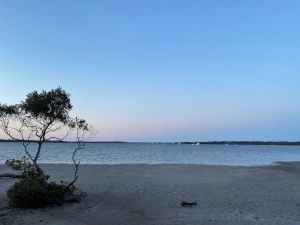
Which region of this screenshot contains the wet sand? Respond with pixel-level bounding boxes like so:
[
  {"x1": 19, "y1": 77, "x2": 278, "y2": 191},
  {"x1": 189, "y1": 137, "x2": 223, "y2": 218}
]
[{"x1": 1, "y1": 162, "x2": 300, "y2": 225}]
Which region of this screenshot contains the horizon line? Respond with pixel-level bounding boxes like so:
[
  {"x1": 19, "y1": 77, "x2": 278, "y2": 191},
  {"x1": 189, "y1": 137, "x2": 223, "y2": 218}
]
[{"x1": 1, "y1": 139, "x2": 300, "y2": 146}]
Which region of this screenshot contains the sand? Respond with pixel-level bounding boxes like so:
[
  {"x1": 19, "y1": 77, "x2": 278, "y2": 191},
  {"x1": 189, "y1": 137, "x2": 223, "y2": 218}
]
[{"x1": 1, "y1": 162, "x2": 300, "y2": 225}]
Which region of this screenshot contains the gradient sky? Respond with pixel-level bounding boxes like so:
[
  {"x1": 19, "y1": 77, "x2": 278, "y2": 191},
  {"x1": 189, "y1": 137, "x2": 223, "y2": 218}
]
[{"x1": 0, "y1": 0, "x2": 300, "y2": 141}]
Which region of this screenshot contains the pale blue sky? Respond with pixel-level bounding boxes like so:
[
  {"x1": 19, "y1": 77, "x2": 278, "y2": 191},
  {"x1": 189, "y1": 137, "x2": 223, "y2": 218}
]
[{"x1": 0, "y1": 1, "x2": 300, "y2": 141}]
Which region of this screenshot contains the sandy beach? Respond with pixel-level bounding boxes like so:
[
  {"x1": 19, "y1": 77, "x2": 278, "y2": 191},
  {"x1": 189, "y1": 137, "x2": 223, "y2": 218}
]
[{"x1": 1, "y1": 162, "x2": 300, "y2": 225}]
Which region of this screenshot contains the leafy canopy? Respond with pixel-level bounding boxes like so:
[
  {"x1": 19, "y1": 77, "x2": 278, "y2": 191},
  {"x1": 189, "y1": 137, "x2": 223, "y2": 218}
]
[
  {"x1": 21, "y1": 87, "x2": 72, "y2": 123},
  {"x1": 0, "y1": 87, "x2": 73, "y2": 124}
]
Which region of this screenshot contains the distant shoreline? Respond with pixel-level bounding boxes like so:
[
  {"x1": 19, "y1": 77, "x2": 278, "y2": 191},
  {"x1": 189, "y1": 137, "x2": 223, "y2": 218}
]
[
  {"x1": 177, "y1": 141, "x2": 300, "y2": 146},
  {"x1": 1, "y1": 139, "x2": 300, "y2": 146}
]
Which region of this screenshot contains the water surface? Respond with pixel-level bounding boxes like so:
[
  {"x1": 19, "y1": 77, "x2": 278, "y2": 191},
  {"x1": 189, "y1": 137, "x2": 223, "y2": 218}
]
[{"x1": 1, "y1": 142, "x2": 300, "y2": 166}]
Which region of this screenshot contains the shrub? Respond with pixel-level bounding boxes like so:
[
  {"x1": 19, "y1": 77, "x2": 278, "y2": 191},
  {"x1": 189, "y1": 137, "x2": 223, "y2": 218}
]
[{"x1": 7, "y1": 169, "x2": 86, "y2": 208}]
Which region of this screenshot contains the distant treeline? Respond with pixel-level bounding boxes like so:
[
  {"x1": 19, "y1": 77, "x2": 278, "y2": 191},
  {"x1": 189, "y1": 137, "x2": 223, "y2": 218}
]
[
  {"x1": 177, "y1": 141, "x2": 300, "y2": 146},
  {"x1": 1, "y1": 139, "x2": 300, "y2": 146},
  {"x1": 0, "y1": 139, "x2": 126, "y2": 144}
]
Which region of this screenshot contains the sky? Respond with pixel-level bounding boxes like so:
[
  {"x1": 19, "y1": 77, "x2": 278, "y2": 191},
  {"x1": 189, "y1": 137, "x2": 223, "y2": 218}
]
[{"x1": 0, "y1": 0, "x2": 300, "y2": 142}]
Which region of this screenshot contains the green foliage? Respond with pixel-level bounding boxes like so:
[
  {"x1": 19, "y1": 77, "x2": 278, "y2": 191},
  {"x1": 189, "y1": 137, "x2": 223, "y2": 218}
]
[
  {"x1": 6, "y1": 157, "x2": 33, "y2": 171},
  {"x1": 0, "y1": 103, "x2": 18, "y2": 116},
  {"x1": 21, "y1": 87, "x2": 72, "y2": 123},
  {"x1": 7, "y1": 172, "x2": 86, "y2": 208},
  {"x1": 1, "y1": 87, "x2": 72, "y2": 124},
  {"x1": 69, "y1": 118, "x2": 89, "y2": 130},
  {"x1": 8, "y1": 177, "x2": 65, "y2": 208},
  {"x1": 6, "y1": 158, "x2": 86, "y2": 208}
]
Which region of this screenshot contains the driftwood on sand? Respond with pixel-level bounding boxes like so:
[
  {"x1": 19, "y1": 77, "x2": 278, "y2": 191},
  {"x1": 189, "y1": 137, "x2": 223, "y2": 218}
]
[
  {"x1": 181, "y1": 201, "x2": 197, "y2": 207},
  {"x1": 0, "y1": 173, "x2": 20, "y2": 179}
]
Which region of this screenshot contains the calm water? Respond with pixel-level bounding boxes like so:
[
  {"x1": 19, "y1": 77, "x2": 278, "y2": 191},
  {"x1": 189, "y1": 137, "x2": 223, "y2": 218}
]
[{"x1": 1, "y1": 142, "x2": 300, "y2": 166}]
